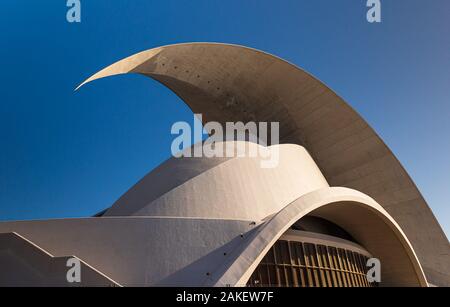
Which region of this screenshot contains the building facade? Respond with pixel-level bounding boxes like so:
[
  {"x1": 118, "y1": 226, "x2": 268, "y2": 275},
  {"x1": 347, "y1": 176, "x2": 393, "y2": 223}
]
[{"x1": 0, "y1": 43, "x2": 448, "y2": 287}]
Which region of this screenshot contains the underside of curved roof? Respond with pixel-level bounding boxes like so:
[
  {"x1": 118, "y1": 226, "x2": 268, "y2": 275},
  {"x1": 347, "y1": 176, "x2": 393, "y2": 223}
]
[{"x1": 78, "y1": 42, "x2": 450, "y2": 286}]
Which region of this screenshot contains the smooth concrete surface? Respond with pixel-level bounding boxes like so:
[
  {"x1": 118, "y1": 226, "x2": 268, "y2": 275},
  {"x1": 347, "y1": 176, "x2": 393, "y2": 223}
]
[
  {"x1": 78, "y1": 43, "x2": 450, "y2": 286},
  {"x1": 104, "y1": 142, "x2": 234, "y2": 217},
  {"x1": 0, "y1": 233, "x2": 119, "y2": 287},
  {"x1": 106, "y1": 143, "x2": 329, "y2": 221},
  {"x1": 0, "y1": 217, "x2": 260, "y2": 286}
]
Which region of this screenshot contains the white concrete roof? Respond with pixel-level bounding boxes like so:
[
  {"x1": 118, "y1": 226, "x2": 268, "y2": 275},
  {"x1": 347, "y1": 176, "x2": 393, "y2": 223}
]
[{"x1": 78, "y1": 43, "x2": 450, "y2": 285}]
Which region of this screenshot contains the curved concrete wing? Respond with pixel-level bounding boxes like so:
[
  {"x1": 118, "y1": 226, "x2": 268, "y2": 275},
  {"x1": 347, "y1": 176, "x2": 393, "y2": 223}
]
[
  {"x1": 212, "y1": 187, "x2": 427, "y2": 287},
  {"x1": 104, "y1": 141, "x2": 235, "y2": 217},
  {"x1": 78, "y1": 43, "x2": 450, "y2": 285}
]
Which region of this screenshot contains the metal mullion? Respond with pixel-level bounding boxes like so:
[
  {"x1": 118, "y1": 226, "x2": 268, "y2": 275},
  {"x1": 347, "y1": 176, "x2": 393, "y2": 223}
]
[
  {"x1": 336, "y1": 249, "x2": 348, "y2": 287},
  {"x1": 325, "y1": 246, "x2": 338, "y2": 287},
  {"x1": 287, "y1": 242, "x2": 300, "y2": 287},
  {"x1": 350, "y1": 252, "x2": 363, "y2": 287},
  {"x1": 302, "y1": 243, "x2": 314, "y2": 287},
  {"x1": 344, "y1": 250, "x2": 357, "y2": 287}
]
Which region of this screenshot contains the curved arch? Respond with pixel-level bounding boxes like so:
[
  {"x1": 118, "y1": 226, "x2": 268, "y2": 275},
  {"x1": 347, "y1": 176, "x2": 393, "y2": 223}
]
[
  {"x1": 77, "y1": 43, "x2": 449, "y2": 285},
  {"x1": 210, "y1": 187, "x2": 427, "y2": 287}
]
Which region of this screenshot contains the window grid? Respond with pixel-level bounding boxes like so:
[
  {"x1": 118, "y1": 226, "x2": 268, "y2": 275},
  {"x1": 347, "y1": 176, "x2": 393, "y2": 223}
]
[{"x1": 247, "y1": 240, "x2": 374, "y2": 287}]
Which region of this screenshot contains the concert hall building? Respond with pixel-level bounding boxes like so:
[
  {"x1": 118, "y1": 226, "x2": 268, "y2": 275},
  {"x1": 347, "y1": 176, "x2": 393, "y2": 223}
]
[{"x1": 0, "y1": 43, "x2": 448, "y2": 287}]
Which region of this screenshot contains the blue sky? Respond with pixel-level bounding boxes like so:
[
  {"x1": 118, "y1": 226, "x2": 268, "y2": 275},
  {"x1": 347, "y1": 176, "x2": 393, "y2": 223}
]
[{"x1": 0, "y1": 1, "x2": 449, "y2": 237}]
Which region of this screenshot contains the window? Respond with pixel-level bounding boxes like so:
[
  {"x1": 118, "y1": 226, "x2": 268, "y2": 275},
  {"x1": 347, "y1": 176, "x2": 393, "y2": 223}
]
[{"x1": 247, "y1": 240, "x2": 374, "y2": 287}]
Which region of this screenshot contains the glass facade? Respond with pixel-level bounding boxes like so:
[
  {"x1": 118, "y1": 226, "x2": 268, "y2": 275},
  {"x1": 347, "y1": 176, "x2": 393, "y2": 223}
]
[{"x1": 247, "y1": 240, "x2": 374, "y2": 287}]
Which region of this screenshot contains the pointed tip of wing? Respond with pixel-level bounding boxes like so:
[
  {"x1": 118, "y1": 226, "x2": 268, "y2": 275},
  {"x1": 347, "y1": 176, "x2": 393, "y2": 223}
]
[{"x1": 75, "y1": 47, "x2": 163, "y2": 91}]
